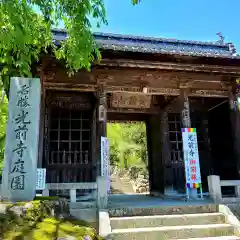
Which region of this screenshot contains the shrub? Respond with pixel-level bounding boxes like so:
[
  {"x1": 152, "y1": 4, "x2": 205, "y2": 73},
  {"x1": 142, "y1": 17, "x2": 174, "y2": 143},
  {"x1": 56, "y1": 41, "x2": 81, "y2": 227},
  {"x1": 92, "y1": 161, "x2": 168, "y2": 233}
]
[{"x1": 0, "y1": 200, "x2": 102, "y2": 240}]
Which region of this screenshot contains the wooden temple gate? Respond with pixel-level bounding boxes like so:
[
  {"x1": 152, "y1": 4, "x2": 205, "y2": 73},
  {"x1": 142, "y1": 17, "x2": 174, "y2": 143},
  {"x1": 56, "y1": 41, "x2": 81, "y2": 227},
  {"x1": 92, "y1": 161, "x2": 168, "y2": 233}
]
[{"x1": 37, "y1": 31, "x2": 240, "y2": 197}]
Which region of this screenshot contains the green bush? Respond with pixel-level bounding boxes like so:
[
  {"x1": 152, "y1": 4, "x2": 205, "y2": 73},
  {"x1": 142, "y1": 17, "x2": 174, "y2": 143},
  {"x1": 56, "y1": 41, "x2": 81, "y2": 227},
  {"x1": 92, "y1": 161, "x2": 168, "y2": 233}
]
[{"x1": 0, "y1": 200, "x2": 102, "y2": 240}]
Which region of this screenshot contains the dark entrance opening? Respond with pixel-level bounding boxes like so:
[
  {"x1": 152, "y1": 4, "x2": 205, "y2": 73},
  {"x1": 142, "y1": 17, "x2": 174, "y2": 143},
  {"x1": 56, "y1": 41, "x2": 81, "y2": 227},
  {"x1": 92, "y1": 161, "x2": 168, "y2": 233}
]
[{"x1": 208, "y1": 98, "x2": 237, "y2": 196}]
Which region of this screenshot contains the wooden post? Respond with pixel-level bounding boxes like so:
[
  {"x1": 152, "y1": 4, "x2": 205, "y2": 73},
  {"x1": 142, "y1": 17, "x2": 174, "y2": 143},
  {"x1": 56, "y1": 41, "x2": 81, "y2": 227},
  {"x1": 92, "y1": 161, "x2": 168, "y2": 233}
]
[
  {"x1": 37, "y1": 69, "x2": 45, "y2": 168},
  {"x1": 180, "y1": 88, "x2": 191, "y2": 128},
  {"x1": 228, "y1": 82, "x2": 240, "y2": 177},
  {"x1": 161, "y1": 110, "x2": 172, "y2": 194},
  {"x1": 180, "y1": 87, "x2": 197, "y2": 198},
  {"x1": 96, "y1": 86, "x2": 107, "y2": 177},
  {"x1": 147, "y1": 112, "x2": 165, "y2": 196}
]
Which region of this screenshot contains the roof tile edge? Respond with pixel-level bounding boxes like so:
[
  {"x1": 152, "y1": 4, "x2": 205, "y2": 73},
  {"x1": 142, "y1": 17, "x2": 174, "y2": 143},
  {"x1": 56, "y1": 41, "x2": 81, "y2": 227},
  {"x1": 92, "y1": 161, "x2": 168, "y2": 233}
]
[{"x1": 51, "y1": 28, "x2": 229, "y2": 48}]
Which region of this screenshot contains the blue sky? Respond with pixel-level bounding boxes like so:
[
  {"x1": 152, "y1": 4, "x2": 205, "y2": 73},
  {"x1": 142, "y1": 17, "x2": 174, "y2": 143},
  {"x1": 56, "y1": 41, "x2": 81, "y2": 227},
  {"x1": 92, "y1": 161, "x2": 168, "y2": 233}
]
[{"x1": 92, "y1": 0, "x2": 240, "y2": 51}]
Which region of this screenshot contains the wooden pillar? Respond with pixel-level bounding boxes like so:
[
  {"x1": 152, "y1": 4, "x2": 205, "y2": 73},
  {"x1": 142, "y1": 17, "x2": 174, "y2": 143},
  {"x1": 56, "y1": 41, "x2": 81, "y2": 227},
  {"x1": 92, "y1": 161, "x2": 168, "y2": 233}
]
[
  {"x1": 147, "y1": 112, "x2": 165, "y2": 195},
  {"x1": 180, "y1": 87, "x2": 197, "y2": 197},
  {"x1": 96, "y1": 86, "x2": 107, "y2": 177},
  {"x1": 229, "y1": 82, "x2": 240, "y2": 177},
  {"x1": 180, "y1": 88, "x2": 191, "y2": 128},
  {"x1": 161, "y1": 110, "x2": 172, "y2": 192},
  {"x1": 37, "y1": 73, "x2": 45, "y2": 168}
]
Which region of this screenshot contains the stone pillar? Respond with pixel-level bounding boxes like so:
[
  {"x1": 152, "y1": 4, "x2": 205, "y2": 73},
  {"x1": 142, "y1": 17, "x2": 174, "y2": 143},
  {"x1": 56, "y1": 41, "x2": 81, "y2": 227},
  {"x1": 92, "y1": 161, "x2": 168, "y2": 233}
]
[
  {"x1": 207, "y1": 175, "x2": 222, "y2": 203},
  {"x1": 2, "y1": 77, "x2": 41, "y2": 201},
  {"x1": 180, "y1": 88, "x2": 197, "y2": 198},
  {"x1": 97, "y1": 176, "x2": 108, "y2": 209}
]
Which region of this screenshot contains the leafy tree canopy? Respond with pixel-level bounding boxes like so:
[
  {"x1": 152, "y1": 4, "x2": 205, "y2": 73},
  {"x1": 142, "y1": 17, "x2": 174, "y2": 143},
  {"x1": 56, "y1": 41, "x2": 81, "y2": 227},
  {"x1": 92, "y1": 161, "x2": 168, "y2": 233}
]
[
  {"x1": 0, "y1": 0, "x2": 140, "y2": 86},
  {"x1": 107, "y1": 122, "x2": 147, "y2": 169}
]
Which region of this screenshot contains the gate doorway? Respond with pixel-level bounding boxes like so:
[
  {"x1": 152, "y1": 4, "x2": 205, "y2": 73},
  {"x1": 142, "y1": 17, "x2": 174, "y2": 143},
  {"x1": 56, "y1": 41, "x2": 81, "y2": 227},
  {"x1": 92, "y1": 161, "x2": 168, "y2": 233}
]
[
  {"x1": 208, "y1": 98, "x2": 237, "y2": 196},
  {"x1": 107, "y1": 121, "x2": 149, "y2": 195}
]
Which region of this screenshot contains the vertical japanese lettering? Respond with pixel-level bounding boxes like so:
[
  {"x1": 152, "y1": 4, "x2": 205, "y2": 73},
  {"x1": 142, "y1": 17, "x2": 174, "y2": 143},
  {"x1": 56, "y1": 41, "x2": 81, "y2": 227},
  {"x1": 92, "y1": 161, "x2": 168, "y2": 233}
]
[
  {"x1": 182, "y1": 128, "x2": 202, "y2": 189},
  {"x1": 10, "y1": 83, "x2": 31, "y2": 190}
]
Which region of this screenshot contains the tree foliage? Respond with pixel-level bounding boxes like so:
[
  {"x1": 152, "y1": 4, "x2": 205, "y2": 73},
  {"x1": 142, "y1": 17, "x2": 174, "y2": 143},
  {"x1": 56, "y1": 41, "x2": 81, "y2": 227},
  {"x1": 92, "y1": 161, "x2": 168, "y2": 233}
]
[
  {"x1": 0, "y1": 0, "x2": 141, "y2": 172},
  {"x1": 0, "y1": 0, "x2": 107, "y2": 82},
  {"x1": 0, "y1": 0, "x2": 140, "y2": 93},
  {"x1": 107, "y1": 122, "x2": 147, "y2": 169},
  {"x1": 0, "y1": 84, "x2": 8, "y2": 172}
]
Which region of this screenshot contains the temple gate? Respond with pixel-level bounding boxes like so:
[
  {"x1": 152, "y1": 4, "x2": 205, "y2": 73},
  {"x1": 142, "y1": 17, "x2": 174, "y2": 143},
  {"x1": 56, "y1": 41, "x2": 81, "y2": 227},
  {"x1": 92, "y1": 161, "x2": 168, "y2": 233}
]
[{"x1": 35, "y1": 31, "x2": 240, "y2": 198}]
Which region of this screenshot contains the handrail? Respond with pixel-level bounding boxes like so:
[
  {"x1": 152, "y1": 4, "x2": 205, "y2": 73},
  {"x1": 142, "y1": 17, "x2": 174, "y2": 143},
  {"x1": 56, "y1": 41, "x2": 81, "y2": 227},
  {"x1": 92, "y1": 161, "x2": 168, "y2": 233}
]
[
  {"x1": 208, "y1": 175, "x2": 240, "y2": 203},
  {"x1": 0, "y1": 176, "x2": 108, "y2": 209},
  {"x1": 42, "y1": 182, "x2": 97, "y2": 203},
  {"x1": 45, "y1": 182, "x2": 97, "y2": 190},
  {"x1": 220, "y1": 180, "x2": 240, "y2": 187}
]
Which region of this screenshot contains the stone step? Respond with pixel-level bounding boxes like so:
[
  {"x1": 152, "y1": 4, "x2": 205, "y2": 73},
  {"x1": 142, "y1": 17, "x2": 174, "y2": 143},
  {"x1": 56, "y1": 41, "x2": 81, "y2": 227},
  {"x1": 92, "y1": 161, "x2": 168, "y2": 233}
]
[
  {"x1": 177, "y1": 237, "x2": 240, "y2": 240},
  {"x1": 110, "y1": 213, "x2": 226, "y2": 229},
  {"x1": 70, "y1": 208, "x2": 97, "y2": 223},
  {"x1": 110, "y1": 223, "x2": 235, "y2": 240},
  {"x1": 109, "y1": 204, "x2": 218, "y2": 217},
  {"x1": 70, "y1": 200, "x2": 96, "y2": 209}
]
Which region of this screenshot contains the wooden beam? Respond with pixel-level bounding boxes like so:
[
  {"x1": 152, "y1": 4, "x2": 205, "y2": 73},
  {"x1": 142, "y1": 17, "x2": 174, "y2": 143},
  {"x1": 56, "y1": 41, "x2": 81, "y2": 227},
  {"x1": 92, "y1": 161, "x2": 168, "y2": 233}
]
[
  {"x1": 98, "y1": 58, "x2": 240, "y2": 75},
  {"x1": 43, "y1": 82, "x2": 229, "y2": 98},
  {"x1": 107, "y1": 107, "x2": 160, "y2": 114},
  {"x1": 190, "y1": 89, "x2": 229, "y2": 98},
  {"x1": 43, "y1": 82, "x2": 97, "y2": 91},
  {"x1": 106, "y1": 86, "x2": 180, "y2": 95}
]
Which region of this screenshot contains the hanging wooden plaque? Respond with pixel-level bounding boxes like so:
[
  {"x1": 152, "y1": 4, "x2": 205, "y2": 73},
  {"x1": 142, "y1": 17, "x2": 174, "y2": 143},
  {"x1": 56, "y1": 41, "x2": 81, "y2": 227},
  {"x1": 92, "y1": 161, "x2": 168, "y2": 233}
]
[{"x1": 111, "y1": 92, "x2": 151, "y2": 109}]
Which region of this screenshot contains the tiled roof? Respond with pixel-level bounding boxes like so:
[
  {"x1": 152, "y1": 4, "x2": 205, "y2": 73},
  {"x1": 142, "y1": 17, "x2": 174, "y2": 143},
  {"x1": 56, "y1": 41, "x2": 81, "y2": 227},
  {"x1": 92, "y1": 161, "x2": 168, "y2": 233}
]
[{"x1": 52, "y1": 29, "x2": 238, "y2": 59}]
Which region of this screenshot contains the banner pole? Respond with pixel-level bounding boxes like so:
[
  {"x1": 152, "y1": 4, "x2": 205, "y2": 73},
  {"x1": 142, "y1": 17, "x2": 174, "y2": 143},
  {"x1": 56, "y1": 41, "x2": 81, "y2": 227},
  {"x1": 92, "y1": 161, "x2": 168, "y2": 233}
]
[
  {"x1": 200, "y1": 184, "x2": 203, "y2": 199},
  {"x1": 185, "y1": 150, "x2": 190, "y2": 200}
]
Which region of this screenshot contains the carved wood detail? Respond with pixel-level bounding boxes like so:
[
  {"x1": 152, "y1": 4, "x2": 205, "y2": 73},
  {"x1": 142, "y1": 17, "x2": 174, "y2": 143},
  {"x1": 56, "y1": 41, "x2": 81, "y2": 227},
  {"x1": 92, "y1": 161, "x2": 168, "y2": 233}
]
[
  {"x1": 107, "y1": 107, "x2": 160, "y2": 114},
  {"x1": 110, "y1": 92, "x2": 152, "y2": 109},
  {"x1": 106, "y1": 86, "x2": 181, "y2": 95},
  {"x1": 44, "y1": 82, "x2": 97, "y2": 92},
  {"x1": 45, "y1": 91, "x2": 93, "y2": 109},
  {"x1": 180, "y1": 89, "x2": 191, "y2": 128},
  {"x1": 190, "y1": 89, "x2": 228, "y2": 98}
]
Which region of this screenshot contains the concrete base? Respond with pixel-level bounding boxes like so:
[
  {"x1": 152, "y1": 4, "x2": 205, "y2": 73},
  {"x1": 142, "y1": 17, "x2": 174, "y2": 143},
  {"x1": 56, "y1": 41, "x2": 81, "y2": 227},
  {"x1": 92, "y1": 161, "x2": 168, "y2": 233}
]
[
  {"x1": 189, "y1": 188, "x2": 198, "y2": 199},
  {"x1": 99, "y1": 210, "x2": 111, "y2": 238},
  {"x1": 70, "y1": 208, "x2": 97, "y2": 228}
]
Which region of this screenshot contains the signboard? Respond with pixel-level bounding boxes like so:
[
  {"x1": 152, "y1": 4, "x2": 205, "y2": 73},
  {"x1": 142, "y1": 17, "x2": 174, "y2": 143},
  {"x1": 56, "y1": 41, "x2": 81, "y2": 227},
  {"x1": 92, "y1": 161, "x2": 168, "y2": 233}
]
[
  {"x1": 101, "y1": 137, "x2": 110, "y2": 192},
  {"x1": 36, "y1": 168, "x2": 46, "y2": 190},
  {"x1": 181, "y1": 128, "x2": 202, "y2": 190},
  {"x1": 2, "y1": 77, "x2": 41, "y2": 201},
  {"x1": 111, "y1": 92, "x2": 151, "y2": 109}
]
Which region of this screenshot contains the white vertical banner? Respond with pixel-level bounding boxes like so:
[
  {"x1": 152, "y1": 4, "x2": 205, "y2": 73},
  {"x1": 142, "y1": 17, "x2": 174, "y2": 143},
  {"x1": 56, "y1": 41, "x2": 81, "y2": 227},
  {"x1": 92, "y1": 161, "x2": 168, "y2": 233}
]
[
  {"x1": 2, "y1": 77, "x2": 41, "y2": 201},
  {"x1": 181, "y1": 128, "x2": 202, "y2": 190},
  {"x1": 101, "y1": 136, "x2": 110, "y2": 192},
  {"x1": 36, "y1": 168, "x2": 46, "y2": 190}
]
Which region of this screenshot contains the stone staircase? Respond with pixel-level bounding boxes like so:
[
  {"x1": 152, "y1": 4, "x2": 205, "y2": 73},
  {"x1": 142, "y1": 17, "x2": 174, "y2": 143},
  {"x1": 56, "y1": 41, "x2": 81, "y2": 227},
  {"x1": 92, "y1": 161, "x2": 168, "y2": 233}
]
[
  {"x1": 110, "y1": 175, "x2": 135, "y2": 194},
  {"x1": 107, "y1": 204, "x2": 240, "y2": 239}
]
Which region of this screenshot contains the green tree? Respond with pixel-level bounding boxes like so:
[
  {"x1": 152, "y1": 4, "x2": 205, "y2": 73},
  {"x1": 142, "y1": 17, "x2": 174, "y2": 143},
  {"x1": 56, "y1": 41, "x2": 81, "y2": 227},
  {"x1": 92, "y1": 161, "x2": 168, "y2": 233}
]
[
  {"x1": 0, "y1": 0, "x2": 140, "y2": 96},
  {"x1": 107, "y1": 122, "x2": 147, "y2": 169},
  {"x1": 0, "y1": 0, "x2": 140, "y2": 172},
  {"x1": 0, "y1": 85, "x2": 8, "y2": 172}
]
